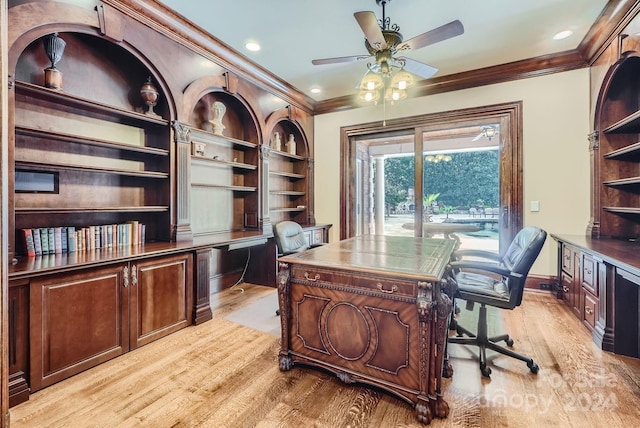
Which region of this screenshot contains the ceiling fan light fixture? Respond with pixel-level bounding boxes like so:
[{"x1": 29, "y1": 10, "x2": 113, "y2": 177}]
[
  {"x1": 391, "y1": 69, "x2": 414, "y2": 90},
  {"x1": 360, "y1": 70, "x2": 384, "y2": 91},
  {"x1": 359, "y1": 88, "x2": 380, "y2": 103},
  {"x1": 385, "y1": 87, "x2": 407, "y2": 103},
  {"x1": 483, "y1": 126, "x2": 497, "y2": 139}
]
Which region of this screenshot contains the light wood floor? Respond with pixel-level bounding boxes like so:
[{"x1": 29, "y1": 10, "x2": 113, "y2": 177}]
[{"x1": 10, "y1": 284, "x2": 640, "y2": 427}]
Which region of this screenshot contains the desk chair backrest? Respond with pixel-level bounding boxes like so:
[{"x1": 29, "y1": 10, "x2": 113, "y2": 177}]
[
  {"x1": 274, "y1": 221, "x2": 309, "y2": 256},
  {"x1": 500, "y1": 226, "x2": 547, "y2": 306}
]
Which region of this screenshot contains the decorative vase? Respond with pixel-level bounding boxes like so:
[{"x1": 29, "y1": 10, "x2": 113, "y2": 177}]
[
  {"x1": 140, "y1": 77, "x2": 160, "y2": 117},
  {"x1": 286, "y1": 134, "x2": 296, "y2": 155},
  {"x1": 43, "y1": 33, "x2": 66, "y2": 90},
  {"x1": 272, "y1": 132, "x2": 282, "y2": 151}
]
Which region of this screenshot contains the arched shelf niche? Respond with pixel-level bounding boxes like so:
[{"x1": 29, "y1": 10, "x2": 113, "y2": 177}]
[
  {"x1": 11, "y1": 31, "x2": 175, "y2": 255},
  {"x1": 593, "y1": 52, "x2": 640, "y2": 239},
  {"x1": 187, "y1": 90, "x2": 261, "y2": 234}
]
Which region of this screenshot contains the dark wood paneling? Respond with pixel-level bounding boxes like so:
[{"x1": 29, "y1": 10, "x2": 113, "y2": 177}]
[
  {"x1": 130, "y1": 252, "x2": 193, "y2": 349},
  {"x1": 29, "y1": 265, "x2": 128, "y2": 391}
]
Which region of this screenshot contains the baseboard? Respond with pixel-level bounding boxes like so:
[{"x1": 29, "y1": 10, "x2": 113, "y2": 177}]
[{"x1": 525, "y1": 274, "x2": 557, "y2": 293}]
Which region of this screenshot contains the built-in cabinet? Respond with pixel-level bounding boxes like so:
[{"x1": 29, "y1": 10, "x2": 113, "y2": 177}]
[
  {"x1": 28, "y1": 252, "x2": 192, "y2": 391},
  {"x1": 6, "y1": 0, "x2": 323, "y2": 408},
  {"x1": 553, "y1": 235, "x2": 640, "y2": 359}
]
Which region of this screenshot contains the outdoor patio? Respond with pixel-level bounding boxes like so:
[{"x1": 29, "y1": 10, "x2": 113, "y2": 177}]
[{"x1": 383, "y1": 212, "x2": 499, "y2": 252}]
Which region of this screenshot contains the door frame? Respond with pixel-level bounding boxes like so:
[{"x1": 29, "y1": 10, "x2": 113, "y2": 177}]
[{"x1": 340, "y1": 101, "x2": 523, "y2": 250}]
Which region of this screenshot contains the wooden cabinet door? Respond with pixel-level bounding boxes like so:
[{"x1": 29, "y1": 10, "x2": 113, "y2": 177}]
[
  {"x1": 30, "y1": 265, "x2": 128, "y2": 391},
  {"x1": 129, "y1": 253, "x2": 193, "y2": 349}
]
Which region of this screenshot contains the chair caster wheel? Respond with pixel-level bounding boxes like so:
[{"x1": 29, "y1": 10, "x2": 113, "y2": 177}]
[
  {"x1": 506, "y1": 338, "x2": 514, "y2": 347},
  {"x1": 480, "y1": 364, "x2": 491, "y2": 377},
  {"x1": 528, "y1": 361, "x2": 539, "y2": 374}
]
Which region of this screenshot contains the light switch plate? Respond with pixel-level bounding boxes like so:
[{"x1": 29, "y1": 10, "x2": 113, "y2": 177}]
[{"x1": 530, "y1": 200, "x2": 540, "y2": 212}]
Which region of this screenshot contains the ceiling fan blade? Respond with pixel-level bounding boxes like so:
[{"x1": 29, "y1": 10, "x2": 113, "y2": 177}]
[
  {"x1": 354, "y1": 11, "x2": 387, "y2": 50},
  {"x1": 397, "y1": 20, "x2": 464, "y2": 52},
  {"x1": 312, "y1": 55, "x2": 371, "y2": 65},
  {"x1": 471, "y1": 132, "x2": 484, "y2": 142},
  {"x1": 398, "y1": 57, "x2": 438, "y2": 79}
]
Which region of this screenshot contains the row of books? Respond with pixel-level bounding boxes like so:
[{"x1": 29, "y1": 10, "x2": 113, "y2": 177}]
[{"x1": 20, "y1": 222, "x2": 146, "y2": 257}]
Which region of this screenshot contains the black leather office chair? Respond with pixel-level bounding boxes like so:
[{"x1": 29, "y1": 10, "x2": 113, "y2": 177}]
[
  {"x1": 273, "y1": 221, "x2": 325, "y2": 316},
  {"x1": 448, "y1": 226, "x2": 547, "y2": 377},
  {"x1": 274, "y1": 221, "x2": 311, "y2": 256}
]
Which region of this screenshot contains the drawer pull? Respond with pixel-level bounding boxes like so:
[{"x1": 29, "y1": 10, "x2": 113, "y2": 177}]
[
  {"x1": 585, "y1": 269, "x2": 592, "y2": 275},
  {"x1": 585, "y1": 306, "x2": 594, "y2": 315},
  {"x1": 377, "y1": 283, "x2": 398, "y2": 294},
  {"x1": 304, "y1": 272, "x2": 320, "y2": 282},
  {"x1": 562, "y1": 286, "x2": 569, "y2": 293}
]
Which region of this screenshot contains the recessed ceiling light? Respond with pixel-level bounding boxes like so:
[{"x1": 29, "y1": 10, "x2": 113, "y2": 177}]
[
  {"x1": 553, "y1": 30, "x2": 573, "y2": 40},
  {"x1": 245, "y1": 41, "x2": 261, "y2": 52},
  {"x1": 310, "y1": 87, "x2": 322, "y2": 94}
]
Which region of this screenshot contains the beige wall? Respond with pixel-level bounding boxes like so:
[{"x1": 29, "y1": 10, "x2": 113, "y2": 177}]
[{"x1": 314, "y1": 68, "x2": 591, "y2": 277}]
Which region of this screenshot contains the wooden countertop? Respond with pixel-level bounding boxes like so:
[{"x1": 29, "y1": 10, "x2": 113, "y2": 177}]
[
  {"x1": 279, "y1": 235, "x2": 456, "y2": 282},
  {"x1": 551, "y1": 234, "x2": 640, "y2": 276}
]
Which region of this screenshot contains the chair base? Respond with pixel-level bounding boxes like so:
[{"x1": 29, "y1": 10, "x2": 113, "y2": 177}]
[{"x1": 448, "y1": 303, "x2": 539, "y2": 377}]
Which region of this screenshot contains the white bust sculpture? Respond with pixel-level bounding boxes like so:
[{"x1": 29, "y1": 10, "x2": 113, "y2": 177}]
[{"x1": 209, "y1": 101, "x2": 226, "y2": 135}]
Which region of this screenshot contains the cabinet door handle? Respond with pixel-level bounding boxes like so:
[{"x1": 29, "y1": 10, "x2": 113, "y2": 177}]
[
  {"x1": 562, "y1": 285, "x2": 569, "y2": 293},
  {"x1": 585, "y1": 269, "x2": 592, "y2": 275},
  {"x1": 131, "y1": 265, "x2": 138, "y2": 286},
  {"x1": 123, "y1": 265, "x2": 129, "y2": 288},
  {"x1": 377, "y1": 283, "x2": 398, "y2": 294},
  {"x1": 304, "y1": 272, "x2": 320, "y2": 282},
  {"x1": 585, "y1": 306, "x2": 593, "y2": 315}
]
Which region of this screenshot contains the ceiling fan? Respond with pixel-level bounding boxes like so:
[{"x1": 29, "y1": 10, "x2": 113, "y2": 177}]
[
  {"x1": 472, "y1": 125, "x2": 500, "y2": 142},
  {"x1": 311, "y1": 0, "x2": 464, "y2": 93}
]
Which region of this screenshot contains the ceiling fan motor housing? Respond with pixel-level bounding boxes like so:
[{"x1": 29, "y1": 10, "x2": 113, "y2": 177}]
[{"x1": 365, "y1": 30, "x2": 403, "y2": 55}]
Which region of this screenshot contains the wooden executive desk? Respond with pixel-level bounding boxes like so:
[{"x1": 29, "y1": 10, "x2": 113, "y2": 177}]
[{"x1": 276, "y1": 235, "x2": 456, "y2": 424}]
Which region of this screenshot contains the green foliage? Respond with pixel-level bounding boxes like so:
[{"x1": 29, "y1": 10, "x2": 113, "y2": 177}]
[{"x1": 384, "y1": 150, "x2": 499, "y2": 210}]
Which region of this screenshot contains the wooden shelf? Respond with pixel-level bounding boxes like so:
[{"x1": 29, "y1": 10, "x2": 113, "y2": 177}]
[
  {"x1": 270, "y1": 149, "x2": 305, "y2": 161},
  {"x1": 270, "y1": 207, "x2": 305, "y2": 213},
  {"x1": 15, "y1": 160, "x2": 168, "y2": 179},
  {"x1": 189, "y1": 128, "x2": 257, "y2": 150},
  {"x1": 191, "y1": 156, "x2": 256, "y2": 170},
  {"x1": 15, "y1": 81, "x2": 169, "y2": 127},
  {"x1": 15, "y1": 206, "x2": 169, "y2": 214},
  {"x1": 16, "y1": 126, "x2": 169, "y2": 156},
  {"x1": 603, "y1": 207, "x2": 640, "y2": 215},
  {"x1": 270, "y1": 190, "x2": 305, "y2": 196},
  {"x1": 603, "y1": 177, "x2": 640, "y2": 188},
  {"x1": 603, "y1": 109, "x2": 640, "y2": 134},
  {"x1": 603, "y1": 141, "x2": 640, "y2": 160},
  {"x1": 269, "y1": 171, "x2": 305, "y2": 179},
  {"x1": 191, "y1": 183, "x2": 256, "y2": 192}
]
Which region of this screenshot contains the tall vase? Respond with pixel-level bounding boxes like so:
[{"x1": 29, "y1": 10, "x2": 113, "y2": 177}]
[{"x1": 43, "y1": 33, "x2": 66, "y2": 90}]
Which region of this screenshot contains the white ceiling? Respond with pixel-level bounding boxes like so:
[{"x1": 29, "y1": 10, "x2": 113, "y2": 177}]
[{"x1": 157, "y1": 0, "x2": 608, "y2": 102}]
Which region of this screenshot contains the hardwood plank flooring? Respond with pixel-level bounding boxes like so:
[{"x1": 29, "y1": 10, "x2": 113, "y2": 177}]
[{"x1": 10, "y1": 284, "x2": 640, "y2": 427}]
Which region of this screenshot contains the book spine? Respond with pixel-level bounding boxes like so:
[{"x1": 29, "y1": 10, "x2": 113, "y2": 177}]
[
  {"x1": 61, "y1": 227, "x2": 68, "y2": 253},
  {"x1": 68, "y1": 230, "x2": 77, "y2": 253},
  {"x1": 32, "y1": 228, "x2": 42, "y2": 256},
  {"x1": 54, "y1": 227, "x2": 62, "y2": 254},
  {"x1": 40, "y1": 228, "x2": 49, "y2": 255},
  {"x1": 140, "y1": 224, "x2": 146, "y2": 245},
  {"x1": 67, "y1": 227, "x2": 76, "y2": 252},
  {"x1": 47, "y1": 227, "x2": 55, "y2": 254},
  {"x1": 21, "y1": 229, "x2": 36, "y2": 257}
]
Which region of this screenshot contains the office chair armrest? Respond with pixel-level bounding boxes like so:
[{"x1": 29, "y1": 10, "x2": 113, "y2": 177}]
[
  {"x1": 449, "y1": 260, "x2": 511, "y2": 277},
  {"x1": 452, "y1": 249, "x2": 502, "y2": 262}
]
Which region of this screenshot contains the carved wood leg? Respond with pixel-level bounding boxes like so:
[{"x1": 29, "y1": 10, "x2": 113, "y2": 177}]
[
  {"x1": 434, "y1": 281, "x2": 452, "y2": 415},
  {"x1": 277, "y1": 262, "x2": 292, "y2": 370},
  {"x1": 415, "y1": 396, "x2": 434, "y2": 425}
]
